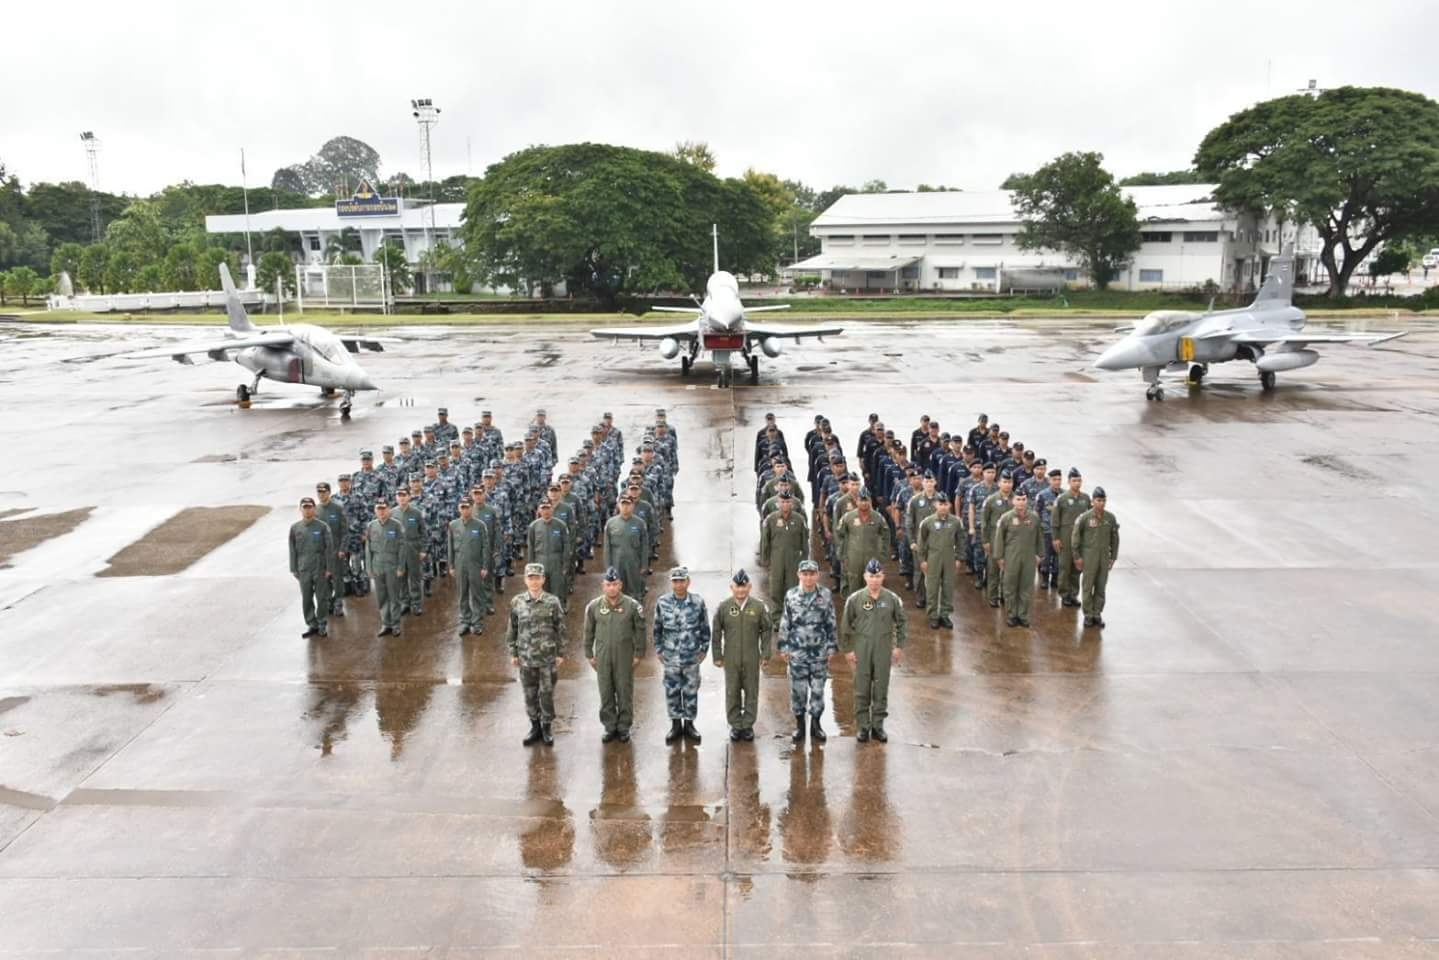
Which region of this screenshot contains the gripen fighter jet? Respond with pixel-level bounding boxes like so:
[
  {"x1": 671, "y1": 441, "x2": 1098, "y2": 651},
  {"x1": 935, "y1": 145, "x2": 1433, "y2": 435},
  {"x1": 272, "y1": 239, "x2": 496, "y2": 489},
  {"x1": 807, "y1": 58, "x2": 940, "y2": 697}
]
[
  {"x1": 1094, "y1": 247, "x2": 1406, "y2": 400},
  {"x1": 125, "y1": 264, "x2": 390, "y2": 416},
  {"x1": 592, "y1": 226, "x2": 842, "y2": 386}
]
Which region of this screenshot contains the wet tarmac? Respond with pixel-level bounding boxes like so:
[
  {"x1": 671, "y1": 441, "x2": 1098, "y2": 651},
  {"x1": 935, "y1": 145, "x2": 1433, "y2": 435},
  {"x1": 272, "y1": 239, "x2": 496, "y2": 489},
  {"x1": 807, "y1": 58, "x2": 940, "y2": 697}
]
[{"x1": 2, "y1": 318, "x2": 1439, "y2": 956}]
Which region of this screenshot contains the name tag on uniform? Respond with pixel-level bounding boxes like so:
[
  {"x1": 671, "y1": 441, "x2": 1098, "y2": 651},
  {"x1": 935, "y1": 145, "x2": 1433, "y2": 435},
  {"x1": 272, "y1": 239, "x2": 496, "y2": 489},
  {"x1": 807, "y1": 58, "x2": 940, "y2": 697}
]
[
  {"x1": 1088, "y1": 519, "x2": 1098, "y2": 527},
  {"x1": 1012, "y1": 518, "x2": 1020, "y2": 526},
  {"x1": 471, "y1": 529, "x2": 481, "y2": 536},
  {"x1": 312, "y1": 531, "x2": 322, "y2": 538},
  {"x1": 385, "y1": 530, "x2": 397, "y2": 539}
]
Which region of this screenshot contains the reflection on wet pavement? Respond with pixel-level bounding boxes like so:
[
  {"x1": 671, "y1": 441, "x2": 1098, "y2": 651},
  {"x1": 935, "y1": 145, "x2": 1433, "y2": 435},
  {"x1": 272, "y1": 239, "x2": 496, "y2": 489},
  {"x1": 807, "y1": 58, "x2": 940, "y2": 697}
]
[{"x1": 1, "y1": 319, "x2": 1438, "y2": 954}]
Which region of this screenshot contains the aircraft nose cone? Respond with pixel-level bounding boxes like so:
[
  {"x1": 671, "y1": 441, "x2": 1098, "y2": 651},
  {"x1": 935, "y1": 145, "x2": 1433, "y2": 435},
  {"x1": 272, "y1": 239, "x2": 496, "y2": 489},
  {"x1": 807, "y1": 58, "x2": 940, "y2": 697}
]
[
  {"x1": 346, "y1": 369, "x2": 377, "y2": 391},
  {"x1": 1095, "y1": 339, "x2": 1144, "y2": 371}
]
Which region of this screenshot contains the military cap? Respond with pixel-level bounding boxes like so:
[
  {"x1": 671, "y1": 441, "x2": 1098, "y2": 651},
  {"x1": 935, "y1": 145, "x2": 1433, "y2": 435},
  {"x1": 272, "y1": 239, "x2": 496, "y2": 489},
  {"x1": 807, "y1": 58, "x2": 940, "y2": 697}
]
[
  {"x1": 481, "y1": 409, "x2": 492, "y2": 417},
  {"x1": 479, "y1": 468, "x2": 496, "y2": 480},
  {"x1": 1015, "y1": 441, "x2": 1028, "y2": 452},
  {"x1": 857, "y1": 487, "x2": 872, "y2": 500},
  {"x1": 399, "y1": 437, "x2": 411, "y2": 446},
  {"x1": 642, "y1": 441, "x2": 655, "y2": 449},
  {"x1": 424, "y1": 426, "x2": 436, "y2": 434},
  {"x1": 408, "y1": 473, "x2": 423, "y2": 483},
  {"x1": 424, "y1": 460, "x2": 438, "y2": 468},
  {"x1": 821, "y1": 417, "x2": 831, "y2": 427},
  {"x1": 1068, "y1": 467, "x2": 1082, "y2": 479},
  {"x1": 316, "y1": 481, "x2": 330, "y2": 492},
  {"x1": 886, "y1": 429, "x2": 896, "y2": 439},
  {"x1": 764, "y1": 412, "x2": 776, "y2": 421},
  {"x1": 928, "y1": 421, "x2": 940, "y2": 431},
  {"x1": 978, "y1": 413, "x2": 989, "y2": 421},
  {"x1": 983, "y1": 461, "x2": 997, "y2": 471},
  {"x1": 631, "y1": 457, "x2": 644, "y2": 466},
  {"x1": 300, "y1": 496, "x2": 316, "y2": 506},
  {"x1": 359, "y1": 449, "x2": 373, "y2": 459},
  {"x1": 904, "y1": 467, "x2": 918, "y2": 477},
  {"x1": 999, "y1": 431, "x2": 1010, "y2": 440},
  {"x1": 814, "y1": 414, "x2": 825, "y2": 423},
  {"x1": 437, "y1": 452, "x2": 450, "y2": 461},
  {"x1": 582, "y1": 439, "x2": 594, "y2": 448},
  {"x1": 449, "y1": 441, "x2": 462, "y2": 449},
  {"x1": 868, "y1": 412, "x2": 879, "y2": 422},
  {"x1": 1034, "y1": 458, "x2": 1046, "y2": 466},
  {"x1": 436, "y1": 407, "x2": 449, "y2": 416},
  {"x1": 989, "y1": 423, "x2": 1001, "y2": 433},
  {"x1": 939, "y1": 432, "x2": 950, "y2": 441},
  {"x1": 778, "y1": 491, "x2": 793, "y2": 501},
  {"x1": 458, "y1": 498, "x2": 472, "y2": 507},
  {"x1": 864, "y1": 558, "x2": 883, "y2": 574},
  {"x1": 558, "y1": 475, "x2": 572, "y2": 484},
  {"x1": 603, "y1": 566, "x2": 622, "y2": 582},
  {"x1": 656, "y1": 407, "x2": 667, "y2": 416},
  {"x1": 602, "y1": 411, "x2": 613, "y2": 419},
  {"x1": 524, "y1": 562, "x2": 545, "y2": 577},
  {"x1": 1093, "y1": 486, "x2": 1107, "y2": 499},
  {"x1": 619, "y1": 496, "x2": 634, "y2": 504},
  {"x1": 525, "y1": 428, "x2": 537, "y2": 437},
  {"x1": 923, "y1": 470, "x2": 934, "y2": 480},
  {"x1": 669, "y1": 566, "x2": 690, "y2": 581},
  {"x1": 568, "y1": 456, "x2": 581, "y2": 465},
  {"x1": 935, "y1": 491, "x2": 950, "y2": 502},
  {"x1": 1013, "y1": 488, "x2": 1028, "y2": 498},
  {"x1": 337, "y1": 473, "x2": 351, "y2": 482},
  {"x1": 798, "y1": 559, "x2": 820, "y2": 573},
  {"x1": 999, "y1": 469, "x2": 1013, "y2": 481},
  {"x1": 411, "y1": 430, "x2": 424, "y2": 438},
  {"x1": 395, "y1": 486, "x2": 411, "y2": 496},
  {"x1": 1048, "y1": 468, "x2": 1063, "y2": 478},
  {"x1": 920, "y1": 413, "x2": 931, "y2": 421},
  {"x1": 847, "y1": 472, "x2": 861, "y2": 482},
  {"x1": 535, "y1": 407, "x2": 547, "y2": 416},
  {"x1": 382, "y1": 445, "x2": 394, "y2": 454},
  {"x1": 462, "y1": 426, "x2": 474, "y2": 435}
]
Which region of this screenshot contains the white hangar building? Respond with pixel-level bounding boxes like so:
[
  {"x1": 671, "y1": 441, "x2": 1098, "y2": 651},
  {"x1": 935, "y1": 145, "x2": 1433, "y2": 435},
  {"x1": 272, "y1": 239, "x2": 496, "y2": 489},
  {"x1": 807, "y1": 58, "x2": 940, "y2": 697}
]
[{"x1": 791, "y1": 185, "x2": 1316, "y2": 293}]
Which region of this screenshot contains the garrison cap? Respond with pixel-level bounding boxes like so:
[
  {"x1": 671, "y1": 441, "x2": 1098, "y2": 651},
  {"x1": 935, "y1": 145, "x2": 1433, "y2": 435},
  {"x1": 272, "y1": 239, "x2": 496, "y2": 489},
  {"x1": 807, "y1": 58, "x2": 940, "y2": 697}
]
[
  {"x1": 524, "y1": 562, "x2": 545, "y2": 577},
  {"x1": 382, "y1": 445, "x2": 394, "y2": 454},
  {"x1": 798, "y1": 559, "x2": 820, "y2": 573},
  {"x1": 731, "y1": 569, "x2": 750, "y2": 585},
  {"x1": 337, "y1": 473, "x2": 352, "y2": 481},
  {"x1": 603, "y1": 566, "x2": 622, "y2": 582},
  {"x1": 359, "y1": 449, "x2": 373, "y2": 459},
  {"x1": 1069, "y1": 467, "x2": 1082, "y2": 479},
  {"x1": 1048, "y1": 468, "x2": 1063, "y2": 478},
  {"x1": 437, "y1": 407, "x2": 448, "y2": 416},
  {"x1": 1093, "y1": 486, "x2": 1107, "y2": 499},
  {"x1": 669, "y1": 566, "x2": 690, "y2": 581},
  {"x1": 316, "y1": 481, "x2": 330, "y2": 492},
  {"x1": 299, "y1": 496, "x2": 315, "y2": 506},
  {"x1": 864, "y1": 558, "x2": 884, "y2": 574},
  {"x1": 935, "y1": 491, "x2": 950, "y2": 502}
]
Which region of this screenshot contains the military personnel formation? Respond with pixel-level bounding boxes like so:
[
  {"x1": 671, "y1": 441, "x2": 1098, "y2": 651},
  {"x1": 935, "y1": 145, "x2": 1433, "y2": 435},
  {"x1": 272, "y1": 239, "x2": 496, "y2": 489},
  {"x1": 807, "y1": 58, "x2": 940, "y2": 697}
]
[{"x1": 286, "y1": 406, "x2": 1121, "y2": 748}]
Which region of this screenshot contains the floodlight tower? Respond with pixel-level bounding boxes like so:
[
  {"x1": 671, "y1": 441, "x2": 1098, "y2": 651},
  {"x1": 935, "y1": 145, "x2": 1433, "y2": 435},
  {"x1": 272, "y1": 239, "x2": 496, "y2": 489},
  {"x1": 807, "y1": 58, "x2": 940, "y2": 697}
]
[
  {"x1": 411, "y1": 98, "x2": 441, "y2": 292},
  {"x1": 80, "y1": 131, "x2": 102, "y2": 243}
]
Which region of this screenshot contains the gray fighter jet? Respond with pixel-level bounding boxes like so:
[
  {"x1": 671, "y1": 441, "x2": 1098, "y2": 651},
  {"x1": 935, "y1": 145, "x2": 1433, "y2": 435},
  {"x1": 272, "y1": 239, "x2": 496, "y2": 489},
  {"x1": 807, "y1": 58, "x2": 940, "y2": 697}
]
[
  {"x1": 125, "y1": 264, "x2": 391, "y2": 416},
  {"x1": 1094, "y1": 249, "x2": 1406, "y2": 400}
]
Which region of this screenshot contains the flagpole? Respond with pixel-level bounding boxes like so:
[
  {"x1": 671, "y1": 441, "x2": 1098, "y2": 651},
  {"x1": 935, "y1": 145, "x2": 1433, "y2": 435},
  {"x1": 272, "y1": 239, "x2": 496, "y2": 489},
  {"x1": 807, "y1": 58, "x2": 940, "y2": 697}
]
[{"x1": 241, "y1": 148, "x2": 254, "y2": 278}]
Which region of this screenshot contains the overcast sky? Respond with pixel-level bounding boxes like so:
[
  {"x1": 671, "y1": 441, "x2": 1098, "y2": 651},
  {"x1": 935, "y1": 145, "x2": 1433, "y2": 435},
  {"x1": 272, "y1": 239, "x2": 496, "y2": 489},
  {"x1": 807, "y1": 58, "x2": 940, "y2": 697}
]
[{"x1": 4, "y1": 0, "x2": 1435, "y2": 197}]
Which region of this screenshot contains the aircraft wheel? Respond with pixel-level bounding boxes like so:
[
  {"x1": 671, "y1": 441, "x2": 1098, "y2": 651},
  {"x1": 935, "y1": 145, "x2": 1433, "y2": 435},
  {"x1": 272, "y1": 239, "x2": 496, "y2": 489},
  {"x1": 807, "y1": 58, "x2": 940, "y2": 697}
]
[
  {"x1": 1260, "y1": 370, "x2": 1277, "y2": 392},
  {"x1": 340, "y1": 403, "x2": 352, "y2": 419},
  {"x1": 1189, "y1": 364, "x2": 1205, "y2": 384},
  {"x1": 1146, "y1": 384, "x2": 1164, "y2": 402},
  {"x1": 236, "y1": 384, "x2": 250, "y2": 403}
]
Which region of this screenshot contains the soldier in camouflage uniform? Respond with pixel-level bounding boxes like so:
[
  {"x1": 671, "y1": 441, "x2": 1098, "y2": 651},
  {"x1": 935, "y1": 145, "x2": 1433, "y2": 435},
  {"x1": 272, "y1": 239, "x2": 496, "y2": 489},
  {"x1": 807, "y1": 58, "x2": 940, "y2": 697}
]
[
  {"x1": 507, "y1": 562, "x2": 566, "y2": 747},
  {"x1": 289, "y1": 497, "x2": 334, "y2": 638},
  {"x1": 954, "y1": 461, "x2": 984, "y2": 575},
  {"x1": 531, "y1": 409, "x2": 558, "y2": 469},
  {"x1": 354, "y1": 449, "x2": 388, "y2": 509},
  {"x1": 1034, "y1": 468, "x2": 1063, "y2": 590},
  {"x1": 448, "y1": 498, "x2": 491, "y2": 636},
  {"x1": 393, "y1": 487, "x2": 428, "y2": 615},
  {"x1": 653, "y1": 567, "x2": 710, "y2": 745},
  {"x1": 711, "y1": 569, "x2": 772, "y2": 742},
  {"x1": 315, "y1": 481, "x2": 349, "y2": 617},
  {"x1": 377, "y1": 445, "x2": 402, "y2": 497},
  {"x1": 891, "y1": 469, "x2": 921, "y2": 590},
  {"x1": 585, "y1": 567, "x2": 646, "y2": 742},
  {"x1": 778, "y1": 558, "x2": 838, "y2": 744},
  {"x1": 546, "y1": 483, "x2": 578, "y2": 603},
  {"x1": 482, "y1": 469, "x2": 513, "y2": 590},
  {"x1": 1074, "y1": 487, "x2": 1120, "y2": 629},
  {"x1": 431, "y1": 407, "x2": 459, "y2": 446},
  {"x1": 420, "y1": 464, "x2": 447, "y2": 594},
  {"x1": 966, "y1": 464, "x2": 997, "y2": 591},
  {"x1": 478, "y1": 410, "x2": 504, "y2": 459},
  {"x1": 394, "y1": 437, "x2": 414, "y2": 480},
  {"x1": 334, "y1": 473, "x2": 368, "y2": 599},
  {"x1": 842, "y1": 559, "x2": 906, "y2": 743}
]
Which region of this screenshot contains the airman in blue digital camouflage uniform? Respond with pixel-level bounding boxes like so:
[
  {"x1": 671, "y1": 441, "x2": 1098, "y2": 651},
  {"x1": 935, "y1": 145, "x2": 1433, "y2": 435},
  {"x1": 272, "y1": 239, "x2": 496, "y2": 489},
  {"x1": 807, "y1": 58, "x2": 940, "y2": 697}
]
[
  {"x1": 778, "y1": 558, "x2": 838, "y2": 745},
  {"x1": 653, "y1": 566, "x2": 710, "y2": 746}
]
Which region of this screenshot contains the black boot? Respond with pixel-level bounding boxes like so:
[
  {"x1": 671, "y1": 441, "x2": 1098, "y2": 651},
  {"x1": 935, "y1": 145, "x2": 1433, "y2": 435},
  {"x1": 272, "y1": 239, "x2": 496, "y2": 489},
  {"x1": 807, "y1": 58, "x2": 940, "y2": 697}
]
[
  {"x1": 856, "y1": 727, "x2": 871, "y2": 743},
  {"x1": 792, "y1": 715, "x2": 805, "y2": 745},
  {"x1": 540, "y1": 722, "x2": 554, "y2": 746},
  {"x1": 682, "y1": 719, "x2": 702, "y2": 744},
  {"x1": 523, "y1": 720, "x2": 543, "y2": 747},
  {"x1": 872, "y1": 725, "x2": 888, "y2": 743},
  {"x1": 665, "y1": 719, "x2": 683, "y2": 745},
  {"x1": 810, "y1": 715, "x2": 827, "y2": 743}
]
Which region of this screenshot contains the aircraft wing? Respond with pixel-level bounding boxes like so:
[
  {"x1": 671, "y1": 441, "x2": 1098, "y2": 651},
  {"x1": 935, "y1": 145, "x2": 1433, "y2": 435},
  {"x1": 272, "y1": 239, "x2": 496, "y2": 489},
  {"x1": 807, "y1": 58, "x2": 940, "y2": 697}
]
[
  {"x1": 121, "y1": 332, "x2": 296, "y2": 362},
  {"x1": 649, "y1": 306, "x2": 703, "y2": 314},
  {"x1": 744, "y1": 321, "x2": 845, "y2": 340},
  {"x1": 1230, "y1": 330, "x2": 1408, "y2": 346},
  {"x1": 590, "y1": 322, "x2": 699, "y2": 343},
  {"x1": 744, "y1": 305, "x2": 792, "y2": 314},
  {"x1": 339, "y1": 336, "x2": 401, "y2": 353}
]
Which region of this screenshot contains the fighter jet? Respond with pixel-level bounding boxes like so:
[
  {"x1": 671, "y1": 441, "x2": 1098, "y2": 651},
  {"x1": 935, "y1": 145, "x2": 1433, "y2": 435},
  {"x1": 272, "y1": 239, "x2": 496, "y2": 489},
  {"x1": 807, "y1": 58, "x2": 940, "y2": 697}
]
[
  {"x1": 1094, "y1": 248, "x2": 1406, "y2": 400},
  {"x1": 125, "y1": 264, "x2": 390, "y2": 416},
  {"x1": 591, "y1": 226, "x2": 842, "y2": 386}
]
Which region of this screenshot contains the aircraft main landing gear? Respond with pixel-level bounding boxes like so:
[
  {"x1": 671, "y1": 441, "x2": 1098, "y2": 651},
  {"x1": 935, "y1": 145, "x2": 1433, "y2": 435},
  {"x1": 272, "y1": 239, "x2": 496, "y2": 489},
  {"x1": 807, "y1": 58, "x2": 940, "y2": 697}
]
[
  {"x1": 1259, "y1": 370, "x2": 1277, "y2": 392},
  {"x1": 748, "y1": 354, "x2": 759, "y2": 385},
  {"x1": 1145, "y1": 383, "x2": 1165, "y2": 402},
  {"x1": 1188, "y1": 364, "x2": 1207, "y2": 385},
  {"x1": 680, "y1": 356, "x2": 691, "y2": 377},
  {"x1": 339, "y1": 388, "x2": 355, "y2": 418},
  {"x1": 236, "y1": 384, "x2": 250, "y2": 403}
]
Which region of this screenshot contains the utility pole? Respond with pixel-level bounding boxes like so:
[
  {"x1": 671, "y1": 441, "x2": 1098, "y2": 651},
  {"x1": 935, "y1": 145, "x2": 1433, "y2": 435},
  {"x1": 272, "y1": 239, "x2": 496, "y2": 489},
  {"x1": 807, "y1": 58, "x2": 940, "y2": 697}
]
[
  {"x1": 411, "y1": 98, "x2": 441, "y2": 294},
  {"x1": 79, "y1": 132, "x2": 102, "y2": 243},
  {"x1": 240, "y1": 148, "x2": 254, "y2": 273}
]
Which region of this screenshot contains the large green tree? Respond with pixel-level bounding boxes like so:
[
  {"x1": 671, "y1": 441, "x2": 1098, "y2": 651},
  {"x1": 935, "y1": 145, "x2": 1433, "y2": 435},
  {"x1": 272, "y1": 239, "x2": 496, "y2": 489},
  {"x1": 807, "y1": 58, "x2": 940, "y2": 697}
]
[
  {"x1": 373, "y1": 241, "x2": 411, "y2": 294},
  {"x1": 460, "y1": 143, "x2": 773, "y2": 303},
  {"x1": 1009, "y1": 152, "x2": 1141, "y2": 289},
  {"x1": 1195, "y1": 86, "x2": 1439, "y2": 297}
]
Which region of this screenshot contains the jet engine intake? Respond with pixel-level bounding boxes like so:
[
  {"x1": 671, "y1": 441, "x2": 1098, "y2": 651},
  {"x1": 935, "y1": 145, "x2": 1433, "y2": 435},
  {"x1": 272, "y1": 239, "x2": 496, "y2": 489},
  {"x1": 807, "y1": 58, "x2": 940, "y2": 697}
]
[
  {"x1": 760, "y1": 337, "x2": 782, "y2": 358},
  {"x1": 658, "y1": 337, "x2": 681, "y2": 360},
  {"x1": 1255, "y1": 348, "x2": 1318, "y2": 373}
]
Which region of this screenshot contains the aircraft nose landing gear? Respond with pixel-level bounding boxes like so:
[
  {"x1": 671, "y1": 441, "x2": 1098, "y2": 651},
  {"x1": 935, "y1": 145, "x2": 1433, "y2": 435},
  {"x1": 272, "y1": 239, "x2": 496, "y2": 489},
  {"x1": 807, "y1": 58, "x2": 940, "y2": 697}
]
[
  {"x1": 339, "y1": 389, "x2": 355, "y2": 418},
  {"x1": 1145, "y1": 384, "x2": 1165, "y2": 402},
  {"x1": 748, "y1": 354, "x2": 760, "y2": 385}
]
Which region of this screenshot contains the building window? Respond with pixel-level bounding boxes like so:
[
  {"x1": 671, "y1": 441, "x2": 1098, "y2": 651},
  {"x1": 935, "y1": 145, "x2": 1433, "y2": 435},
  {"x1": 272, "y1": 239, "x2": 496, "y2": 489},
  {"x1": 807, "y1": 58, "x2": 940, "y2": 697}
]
[
  {"x1": 1139, "y1": 269, "x2": 1164, "y2": 283},
  {"x1": 937, "y1": 267, "x2": 960, "y2": 279},
  {"x1": 972, "y1": 234, "x2": 1003, "y2": 245},
  {"x1": 1140, "y1": 231, "x2": 1173, "y2": 243},
  {"x1": 1183, "y1": 231, "x2": 1219, "y2": 242},
  {"x1": 900, "y1": 265, "x2": 919, "y2": 279},
  {"x1": 898, "y1": 234, "x2": 926, "y2": 245},
  {"x1": 862, "y1": 234, "x2": 890, "y2": 245},
  {"x1": 831, "y1": 270, "x2": 848, "y2": 281},
  {"x1": 974, "y1": 267, "x2": 997, "y2": 280},
  {"x1": 829, "y1": 235, "x2": 855, "y2": 245},
  {"x1": 865, "y1": 271, "x2": 889, "y2": 281},
  {"x1": 1063, "y1": 269, "x2": 1078, "y2": 281},
  {"x1": 308, "y1": 236, "x2": 321, "y2": 251},
  {"x1": 935, "y1": 234, "x2": 965, "y2": 244}
]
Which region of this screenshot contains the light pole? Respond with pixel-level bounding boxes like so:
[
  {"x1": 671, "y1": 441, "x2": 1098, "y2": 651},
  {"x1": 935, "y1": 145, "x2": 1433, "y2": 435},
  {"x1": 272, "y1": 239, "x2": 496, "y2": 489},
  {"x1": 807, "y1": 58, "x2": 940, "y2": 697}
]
[
  {"x1": 79, "y1": 132, "x2": 102, "y2": 243},
  {"x1": 411, "y1": 97, "x2": 441, "y2": 294}
]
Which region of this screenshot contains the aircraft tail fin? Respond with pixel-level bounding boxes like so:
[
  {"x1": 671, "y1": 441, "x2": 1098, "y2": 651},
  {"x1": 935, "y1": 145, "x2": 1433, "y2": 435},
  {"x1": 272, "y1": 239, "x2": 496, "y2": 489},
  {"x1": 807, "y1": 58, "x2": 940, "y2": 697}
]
[
  {"x1": 1252, "y1": 244, "x2": 1295, "y2": 307},
  {"x1": 219, "y1": 263, "x2": 256, "y2": 332}
]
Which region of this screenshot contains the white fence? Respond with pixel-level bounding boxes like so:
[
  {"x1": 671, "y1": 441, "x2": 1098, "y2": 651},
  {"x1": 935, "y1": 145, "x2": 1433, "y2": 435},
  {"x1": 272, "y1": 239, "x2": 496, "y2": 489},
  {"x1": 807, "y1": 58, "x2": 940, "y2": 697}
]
[
  {"x1": 48, "y1": 289, "x2": 271, "y2": 312},
  {"x1": 296, "y1": 263, "x2": 390, "y2": 313}
]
